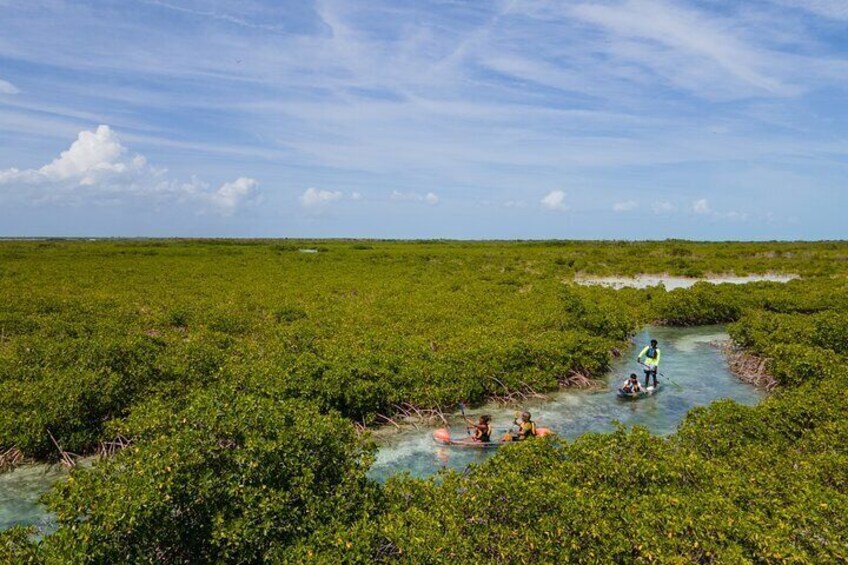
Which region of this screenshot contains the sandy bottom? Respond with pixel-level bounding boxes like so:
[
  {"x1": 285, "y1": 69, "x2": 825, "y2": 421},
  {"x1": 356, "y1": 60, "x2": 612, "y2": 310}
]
[{"x1": 574, "y1": 274, "x2": 798, "y2": 290}]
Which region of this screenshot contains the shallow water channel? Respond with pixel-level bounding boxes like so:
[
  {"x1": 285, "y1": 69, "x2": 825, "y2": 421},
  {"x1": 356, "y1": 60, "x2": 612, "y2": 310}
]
[
  {"x1": 0, "y1": 325, "x2": 764, "y2": 532},
  {"x1": 369, "y1": 325, "x2": 764, "y2": 481},
  {"x1": 0, "y1": 464, "x2": 65, "y2": 532},
  {"x1": 574, "y1": 274, "x2": 797, "y2": 290}
]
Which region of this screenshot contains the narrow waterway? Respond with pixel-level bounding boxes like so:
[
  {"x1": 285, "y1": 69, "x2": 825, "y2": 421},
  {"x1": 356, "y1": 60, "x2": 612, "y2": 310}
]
[
  {"x1": 369, "y1": 325, "x2": 765, "y2": 481},
  {"x1": 0, "y1": 464, "x2": 65, "y2": 532},
  {"x1": 0, "y1": 325, "x2": 764, "y2": 532}
]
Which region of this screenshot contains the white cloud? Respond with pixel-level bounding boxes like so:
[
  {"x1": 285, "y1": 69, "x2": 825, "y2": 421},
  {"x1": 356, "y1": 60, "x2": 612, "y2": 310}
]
[
  {"x1": 350, "y1": 191, "x2": 362, "y2": 200},
  {"x1": 652, "y1": 201, "x2": 676, "y2": 214},
  {"x1": 0, "y1": 79, "x2": 19, "y2": 95},
  {"x1": 613, "y1": 200, "x2": 637, "y2": 212},
  {"x1": 689, "y1": 198, "x2": 749, "y2": 221},
  {"x1": 299, "y1": 187, "x2": 343, "y2": 207},
  {"x1": 541, "y1": 190, "x2": 567, "y2": 211},
  {"x1": 569, "y1": 0, "x2": 788, "y2": 96},
  {"x1": 721, "y1": 211, "x2": 749, "y2": 221},
  {"x1": 504, "y1": 200, "x2": 527, "y2": 208},
  {"x1": 391, "y1": 190, "x2": 439, "y2": 205},
  {"x1": 692, "y1": 198, "x2": 711, "y2": 214},
  {"x1": 0, "y1": 125, "x2": 146, "y2": 186},
  {"x1": 212, "y1": 177, "x2": 259, "y2": 215},
  {"x1": 0, "y1": 125, "x2": 258, "y2": 214}
]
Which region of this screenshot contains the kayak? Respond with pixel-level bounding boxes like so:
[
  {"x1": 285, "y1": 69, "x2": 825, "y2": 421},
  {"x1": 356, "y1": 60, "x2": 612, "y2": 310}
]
[
  {"x1": 433, "y1": 427, "x2": 552, "y2": 448},
  {"x1": 617, "y1": 382, "x2": 661, "y2": 399}
]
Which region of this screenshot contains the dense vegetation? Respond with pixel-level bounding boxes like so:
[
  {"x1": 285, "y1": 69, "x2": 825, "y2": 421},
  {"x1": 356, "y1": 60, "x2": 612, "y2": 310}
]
[{"x1": 2, "y1": 240, "x2": 848, "y2": 563}]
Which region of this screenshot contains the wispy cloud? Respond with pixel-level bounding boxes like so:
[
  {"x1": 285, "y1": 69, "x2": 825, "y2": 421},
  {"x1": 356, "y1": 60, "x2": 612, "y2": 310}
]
[
  {"x1": 390, "y1": 190, "x2": 439, "y2": 205},
  {"x1": 0, "y1": 0, "x2": 845, "y2": 237},
  {"x1": 0, "y1": 79, "x2": 19, "y2": 95},
  {"x1": 613, "y1": 200, "x2": 637, "y2": 212},
  {"x1": 652, "y1": 201, "x2": 676, "y2": 214},
  {"x1": 770, "y1": 0, "x2": 848, "y2": 20},
  {"x1": 692, "y1": 198, "x2": 711, "y2": 215},
  {"x1": 568, "y1": 0, "x2": 790, "y2": 97}
]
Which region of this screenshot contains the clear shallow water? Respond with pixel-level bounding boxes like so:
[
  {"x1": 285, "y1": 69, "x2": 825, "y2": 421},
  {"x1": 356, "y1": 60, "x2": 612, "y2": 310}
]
[
  {"x1": 0, "y1": 326, "x2": 763, "y2": 531},
  {"x1": 369, "y1": 325, "x2": 765, "y2": 481},
  {"x1": 574, "y1": 274, "x2": 797, "y2": 290},
  {"x1": 0, "y1": 464, "x2": 65, "y2": 533}
]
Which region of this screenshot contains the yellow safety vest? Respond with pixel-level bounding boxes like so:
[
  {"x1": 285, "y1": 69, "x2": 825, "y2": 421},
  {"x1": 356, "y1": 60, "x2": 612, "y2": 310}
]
[{"x1": 639, "y1": 345, "x2": 661, "y2": 367}]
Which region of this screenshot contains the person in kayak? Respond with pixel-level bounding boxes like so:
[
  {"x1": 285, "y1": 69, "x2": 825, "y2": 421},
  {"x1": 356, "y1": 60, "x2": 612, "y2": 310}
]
[
  {"x1": 620, "y1": 373, "x2": 643, "y2": 394},
  {"x1": 637, "y1": 339, "x2": 661, "y2": 388},
  {"x1": 507, "y1": 411, "x2": 537, "y2": 441},
  {"x1": 465, "y1": 414, "x2": 493, "y2": 443}
]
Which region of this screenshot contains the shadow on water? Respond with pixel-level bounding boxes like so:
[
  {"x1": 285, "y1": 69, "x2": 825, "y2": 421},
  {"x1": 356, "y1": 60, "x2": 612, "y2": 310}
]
[{"x1": 368, "y1": 325, "x2": 765, "y2": 481}]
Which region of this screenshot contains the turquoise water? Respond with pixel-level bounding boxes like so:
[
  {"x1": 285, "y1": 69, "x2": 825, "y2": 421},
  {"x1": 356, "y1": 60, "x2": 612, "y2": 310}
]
[
  {"x1": 0, "y1": 464, "x2": 65, "y2": 533},
  {"x1": 0, "y1": 326, "x2": 763, "y2": 531},
  {"x1": 369, "y1": 326, "x2": 765, "y2": 481}
]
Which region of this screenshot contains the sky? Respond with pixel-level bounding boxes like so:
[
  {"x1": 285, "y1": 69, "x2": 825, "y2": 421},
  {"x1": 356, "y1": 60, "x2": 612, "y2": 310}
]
[{"x1": 0, "y1": 0, "x2": 847, "y2": 239}]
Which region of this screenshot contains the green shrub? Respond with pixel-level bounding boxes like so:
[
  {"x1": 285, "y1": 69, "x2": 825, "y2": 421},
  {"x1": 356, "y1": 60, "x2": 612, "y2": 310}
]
[
  {"x1": 41, "y1": 389, "x2": 380, "y2": 564},
  {"x1": 274, "y1": 306, "x2": 308, "y2": 323}
]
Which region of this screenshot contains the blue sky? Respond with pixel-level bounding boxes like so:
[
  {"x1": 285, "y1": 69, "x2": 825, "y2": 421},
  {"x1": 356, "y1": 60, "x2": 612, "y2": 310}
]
[{"x1": 0, "y1": 0, "x2": 846, "y2": 239}]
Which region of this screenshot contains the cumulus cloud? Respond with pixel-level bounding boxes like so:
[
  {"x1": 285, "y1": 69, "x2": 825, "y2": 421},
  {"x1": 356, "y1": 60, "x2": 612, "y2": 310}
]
[
  {"x1": 0, "y1": 125, "x2": 258, "y2": 214},
  {"x1": 213, "y1": 177, "x2": 259, "y2": 215},
  {"x1": 0, "y1": 79, "x2": 20, "y2": 95},
  {"x1": 541, "y1": 190, "x2": 567, "y2": 211},
  {"x1": 391, "y1": 190, "x2": 439, "y2": 205},
  {"x1": 688, "y1": 198, "x2": 749, "y2": 221},
  {"x1": 0, "y1": 125, "x2": 146, "y2": 187},
  {"x1": 299, "y1": 187, "x2": 343, "y2": 207},
  {"x1": 351, "y1": 191, "x2": 362, "y2": 201},
  {"x1": 692, "y1": 198, "x2": 711, "y2": 214},
  {"x1": 613, "y1": 200, "x2": 637, "y2": 212}
]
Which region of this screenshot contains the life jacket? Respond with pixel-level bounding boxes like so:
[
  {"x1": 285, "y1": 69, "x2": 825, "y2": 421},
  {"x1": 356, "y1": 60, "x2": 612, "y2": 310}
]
[{"x1": 519, "y1": 420, "x2": 536, "y2": 438}]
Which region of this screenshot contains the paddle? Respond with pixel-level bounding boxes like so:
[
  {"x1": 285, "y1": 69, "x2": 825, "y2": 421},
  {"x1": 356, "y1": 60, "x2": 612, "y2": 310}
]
[
  {"x1": 639, "y1": 361, "x2": 682, "y2": 391},
  {"x1": 660, "y1": 374, "x2": 683, "y2": 391},
  {"x1": 638, "y1": 361, "x2": 682, "y2": 391},
  {"x1": 458, "y1": 402, "x2": 471, "y2": 436}
]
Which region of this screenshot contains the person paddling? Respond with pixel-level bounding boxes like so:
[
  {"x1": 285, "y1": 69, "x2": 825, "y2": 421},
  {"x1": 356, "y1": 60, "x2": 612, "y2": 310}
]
[
  {"x1": 507, "y1": 411, "x2": 537, "y2": 441},
  {"x1": 464, "y1": 414, "x2": 493, "y2": 443},
  {"x1": 637, "y1": 339, "x2": 661, "y2": 388},
  {"x1": 620, "y1": 373, "x2": 642, "y2": 394}
]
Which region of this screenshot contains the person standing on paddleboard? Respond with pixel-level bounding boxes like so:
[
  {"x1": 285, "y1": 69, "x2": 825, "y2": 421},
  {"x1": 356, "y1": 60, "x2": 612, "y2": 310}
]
[{"x1": 637, "y1": 339, "x2": 661, "y2": 388}]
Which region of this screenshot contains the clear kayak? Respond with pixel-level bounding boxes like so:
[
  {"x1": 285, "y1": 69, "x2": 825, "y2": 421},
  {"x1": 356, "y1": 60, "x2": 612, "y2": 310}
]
[
  {"x1": 432, "y1": 427, "x2": 552, "y2": 448},
  {"x1": 617, "y1": 382, "x2": 661, "y2": 399}
]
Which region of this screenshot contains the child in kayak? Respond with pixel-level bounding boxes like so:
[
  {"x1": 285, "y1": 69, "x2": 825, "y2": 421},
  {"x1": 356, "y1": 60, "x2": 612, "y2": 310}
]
[
  {"x1": 465, "y1": 414, "x2": 493, "y2": 443},
  {"x1": 620, "y1": 373, "x2": 643, "y2": 394},
  {"x1": 505, "y1": 411, "x2": 537, "y2": 441}
]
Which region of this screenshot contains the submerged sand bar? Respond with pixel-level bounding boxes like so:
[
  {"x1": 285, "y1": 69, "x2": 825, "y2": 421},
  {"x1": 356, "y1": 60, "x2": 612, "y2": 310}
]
[{"x1": 574, "y1": 274, "x2": 799, "y2": 290}]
